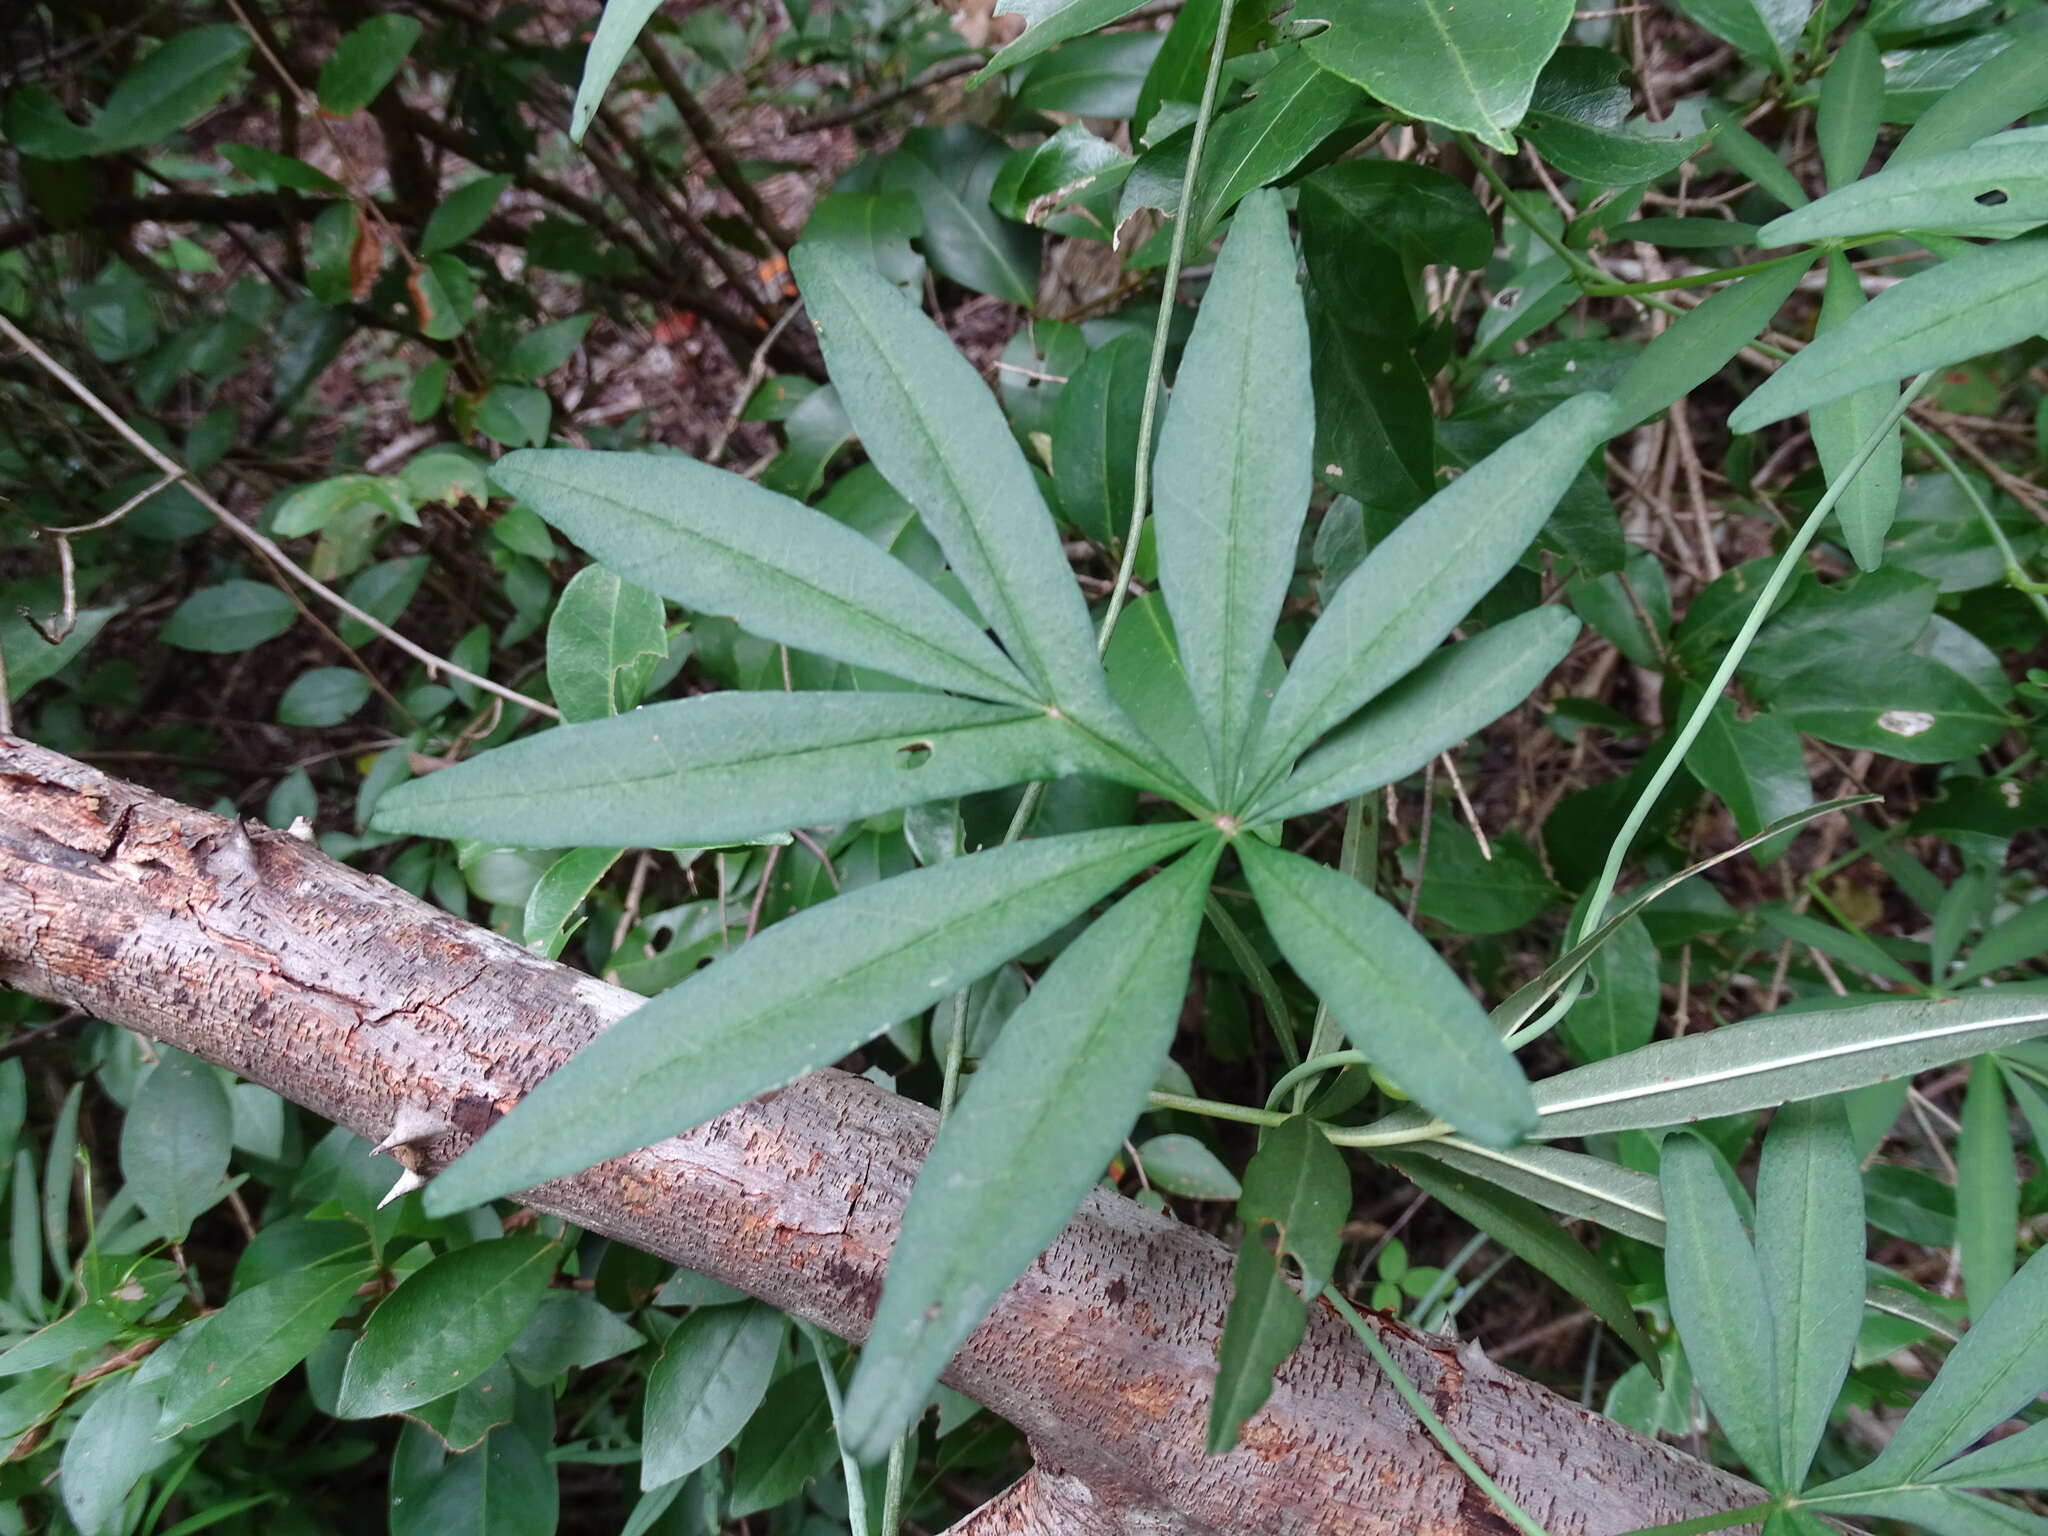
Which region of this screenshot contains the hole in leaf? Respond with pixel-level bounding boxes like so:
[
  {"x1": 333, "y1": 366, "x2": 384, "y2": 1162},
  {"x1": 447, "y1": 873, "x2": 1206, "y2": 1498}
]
[
  {"x1": 896, "y1": 740, "x2": 934, "y2": 770},
  {"x1": 1976, "y1": 188, "x2": 2010, "y2": 206}
]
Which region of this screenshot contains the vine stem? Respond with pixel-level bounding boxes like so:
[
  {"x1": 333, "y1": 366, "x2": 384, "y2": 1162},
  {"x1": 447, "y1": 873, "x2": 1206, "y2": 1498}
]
[
  {"x1": 1506, "y1": 367, "x2": 1940, "y2": 1051},
  {"x1": 1900, "y1": 418, "x2": 2048, "y2": 625}
]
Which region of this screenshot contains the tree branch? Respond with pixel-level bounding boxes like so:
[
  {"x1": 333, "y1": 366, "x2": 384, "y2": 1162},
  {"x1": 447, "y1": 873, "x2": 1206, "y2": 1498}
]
[{"x1": 0, "y1": 736, "x2": 1764, "y2": 1536}]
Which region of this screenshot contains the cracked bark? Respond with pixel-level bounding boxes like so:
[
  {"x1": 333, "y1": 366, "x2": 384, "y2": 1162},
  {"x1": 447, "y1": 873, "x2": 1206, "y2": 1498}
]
[{"x1": 0, "y1": 737, "x2": 1764, "y2": 1535}]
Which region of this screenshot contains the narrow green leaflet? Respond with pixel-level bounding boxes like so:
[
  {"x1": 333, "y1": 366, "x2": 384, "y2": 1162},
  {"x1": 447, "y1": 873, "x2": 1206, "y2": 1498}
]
[
  {"x1": 490, "y1": 450, "x2": 1031, "y2": 705},
  {"x1": 640, "y1": 1303, "x2": 781, "y2": 1489},
  {"x1": 120, "y1": 1049, "x2": 232, "y2": 1243},
  {"x1": 977, "y1": 0, "x2": 1154, "y2": 82},
  {"x1": 546, "y1": 564, "x2": 666, "y2": 723},
  {"x1": 789, "y1": 242, "x2": 1101, "y2": 705},
  {"x1": 841, "y1": 842, "x2": 1218, "y2": 1460},
  {"x1": 155, "y1": 1261, "x2": 375, "y2": 1435},
  {"x1": 1189, "y1": 53, "x2": 1362, "y2": 235},
  {"x1": 1246, "y1": 394, "x2": 1611, "y2": 802},
  {"x1": 1240, "y1": 840, "x2": 1536, "y2": 1148},
  {"x1": 1530, "y1": 992, "x2": 2048, "y2": 1139},
  {"x1": 1927, "y1": 1417, "x2": 2048, "y2": 1490},
  {"x1": 1381, "y1": 1150, "x2": 1658, "y2": 1373},
  {"x1": 1813, "y1": 1485, "x2": 2048, "y2": 1535},
  {"x1": 1817, "y1": 30, "x2": 1882, "y2": 190},
  {"x1": 1763, "y1": 129, "x2": 2048, "y2": 244},
  {"x1": 1755, "y1": 1101, "x2": 1863, "y2": 1490},
  {"x1": 1893, "y1": 24, "x2": 2048, "y2": 164},
  {"x1": 1957, "y1": 1059, "x2": 2018, "y2": 1318},
  {"x1": 1153, "y1": 189, "x2": 1313, "y2": 789},
  {"x1": 421, "y1": 823, "x2": 1202, "y2": 1214},
  {"x1": 375, "y1": 693, "x2": 1164, "y2": 849},
  {"x1": 1394, "y1": 1139, "x2": 1667, "y2": 1253},
  {"x1": 1254, "y1": 607, "x2": 1579, "y2": 823},
  {"x1": 1608, "y1": 258, "x2": 1811, "y2": 431},
  {"x1": 1704, "y1": 104, "x2": 1811, "y2": 210},
  {"x1": 1731, "y1": 234, "x2": 2048, "y2": 431},
  {"x1": 570, "y1": 0, "x2": 661, "y2": 141},
  {"x1": 1306, "y1": 0, "x2": 1574, "y2": 153},
  {"x1": 1822, "y1": 1243, "x2": 2048, "y2": 1491},
  {"x1": 336, "y1": 1235, "x2": 557, "y2": 1418},
  {"x1": 1662, "y1": 1135, "x2": 1784, "y2": 1490},
  {"x1": 1208, "y1": 1114, "x2": 1349, "y2": 1452},
  {"x1": 1809, "y1": 254, "x2": 1902, "y2": 570}
]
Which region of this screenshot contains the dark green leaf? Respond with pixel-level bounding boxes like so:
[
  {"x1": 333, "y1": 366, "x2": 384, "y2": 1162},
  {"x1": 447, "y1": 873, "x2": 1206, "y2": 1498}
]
[
  {"x1": 843, "y1": 843, "x2": 1217, "y2": 1459},
  {"x1": 1669, "y1": 0, "x2": 1807, "y2": 73},
  {"x1": 336, "y1": 1235, "x2": 557, "y2": 1417},
  {"x1": 1558, "y1": 915, "x2": 1660, "y2": 1065},
  {"x1": 1190, "y1": 50, "x2": 1363, "y2": 234},
  {"x1": 1241, "y1": 839, "x2": 1537, "y2": 1147},
  {"x1": 522, "y1": 847, "x2": 623, "y2": 960},
  {"x1": 60, "y1": 1377, "x2": 173, "y2": 1536},
  {"x1": 120, "y1": 1048, "x2": 232, "y2": 1242},
  {"x1": 393, "y1": 1422, "x2": 557, "y2": 1536},
  {"x1": 318, "y1": 15, "x2": 422, "y2": 116},
  {"x1": 1819, "y1": 31, "x2": 1887, "y2": 189},
  {"x1": 801, "y1": 193, "x2": 925, "y2": 287},
  {"x1": 1764, "y1": 127, "x2": 2048, "y2": 244},
  {"x1": 506, "y1": 1291, "x2": 642, "y2": 1377},
  {"x1": 1662, "y1": 1134, "x2": 1785, "y2": 1489},
  {"x1": 1306, "y1": 0, "x2": 1575, "y2": 152},
  {"x1": 421, "y1": 176, "x2": 514, "y2": 257},
  {"x1": 277, "y1": 667, "x2": 372, "y2": 727},
  {"x1": 93, "y1": 26, "x2": 251, "y2": 153},
  {"x1": 1522, "y1": 48, "x2": 1710, "y2": 186},
  {"x1": 1608, "y1": 258, "x2": 1811, "y2": 431},
  {"x1": 1404, "y1": 819, "x2": 1558, "y2": 935},
  {"x1": 990, "y1": 124, "x2": 1130, "y2": 234},
  {"x1": 422, "y1": 823, "x2": 1203, "y2": 1213},
  {"x1": 978, "y1": 0, "x2": 1154, "y2": 81},
  {"x1": 546, "y1": 565, "x2": 666, "y2": 723},
  {"x1": 155, "y1": 1261, "x2": 374, "y2": 1435},
  {"x1": 1684, "y1": 698, "x2": 1811, "y2": 856},
  {"x1": 1893, "y1": 22, "x2": 2048, "y2": 163},
  {"x1": 491, "y1": 449, "x2": 1032, "y2": 705},
  {"x1": 728, "y1": 1368, "x2": 835, "y2": 1517},
  {"x1": 1809, "y1": 255, "x2": 1903, "y2": 571},
  {"x1": 1154, "y1": 189, "x2": 1312, "y2": 790},
  {"x1": 160, "y1": 579, "x2": 295, "y2": 653},
  {"x1": 641, "y1": 1303, "x2": 781, "y2": 1488},
  {"x1": 877, "y1": 125, "x2": 1041, "y2": 306},
  {"x1": 1207, "y1": 1115, "x2": 1349, "y2": 1451},
  {"x1": 1014, "y1": 32, "x2": 1162, "y2": 117},
  {"x1": 1052, "y1": 331, "x2": 1148, "y2": 546}
]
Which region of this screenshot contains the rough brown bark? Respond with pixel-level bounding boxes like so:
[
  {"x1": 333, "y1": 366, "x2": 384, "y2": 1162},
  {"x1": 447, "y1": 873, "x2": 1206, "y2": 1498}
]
[{"x1": 0, "y1": 736, "x2": 1762, "y2": 1535}]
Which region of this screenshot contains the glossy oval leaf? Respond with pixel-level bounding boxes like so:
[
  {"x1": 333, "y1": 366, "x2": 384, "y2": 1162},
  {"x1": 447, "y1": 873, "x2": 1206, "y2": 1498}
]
[
  {"x1": 1731, "y1": 233, "x2": 2048, "y2": 431},
  {"x1": 1755, "y1": 1099, "x2": 1864, "y2": 1490},
  {"x1": 1662, "y1": 1135, "x2": 1785, "y2": 1490},
  {"x1": 1253, "y1": 606, "x2": 1580, "y2": 823},
  {"x1": 1246, "y1": 393, "x2": 1612, "y2": 802},
  {"x1": 374, "y1": 693, "x2": 1150, "y2": 850},
  {"x1": 789, "y1": 242, "x2": 1097, "y2": 706},
  {"x1": 421, "y1": 822, "x2": 1203, "y2": 1214},
  {"x1": 841, "y1": 842, "x2": 1218, "y2": 1460},
  {"x1": 1153, "y1": 188, "x2": 1313, "y2": 790},
  {"x1": 641, "y1": 1303, "x2": 782, "y2": 1489},
  {"x1": 336, "y1": 1235, "x2": 557, "y2": 1418},
  {"x1": 490, "y1": 449, "x2": 1030, "y2": 705},
  {"x1": 1306, "y1": 0, "x2": 1575, "y2": 153},
  {"x1": 1240, "y1": 840, "x2": 1537, "y2": 1147},
  {"x1": 155, "y1": 1261, "x2": 375, "y2": 1436},
  {"x1": 1531, "y1": 991, "x2": 2048, "y2": 1139}
]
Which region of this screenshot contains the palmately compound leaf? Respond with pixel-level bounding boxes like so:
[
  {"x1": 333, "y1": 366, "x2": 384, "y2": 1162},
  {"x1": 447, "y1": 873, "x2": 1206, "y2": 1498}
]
[
  {"x1": 1238, "y1": 840, "x2": 1537, "y2": 1148},
  {"x1": 1152, "y1": 187, "x2": 1313, "y2": 791},
  {"x1": 789, "y1": 242, "x2": 1102, "y2": 711},
  {"x1": 373, "y1": 692, "x2": 1169, "y2": 849},
  {"x1": 1730, "y1": 233, "x2": 2048, "y2": 431},
  {"x1": 1531, "y1": 991, "x2": 2048, "y2": 1139},
  {"x1": 1662, "y1": 1135, "x2": 1785, "y2": 1490},
  {"x1": 490, "y1": 450, "x2": 1033, "y2": 707},
  {"x1": 421, "y1": 822, "x2": 1203, "y2": 1215},
  {"x1": 1761, "y1": 127, "x2": 2048, "y2": 245},
  {"x1": 1755, "y1": 1099, "x2": 1864, "y2": 1491},
  {"x1": 1820, "y1": 1242, "x2": 2048, "y2": 1494},
  {"x1": 840, "y1": 839, "x2": 1220, "y2": 1460},
  {"x1": 1252, "y1": 606, "x2": 1579, "y2": 823},
  {"x1": 1243, "y1": 393, "x2": 1611, "y2": 807},
  {"x1": 1207, "y1": 1114, "x2": 1350, "y2": 1452}
]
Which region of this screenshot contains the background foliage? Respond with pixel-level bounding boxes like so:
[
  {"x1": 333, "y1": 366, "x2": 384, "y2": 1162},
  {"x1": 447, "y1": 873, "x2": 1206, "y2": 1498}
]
[{"x1": 3, "y1": 0, "x2": 2048, "y2": 1532}]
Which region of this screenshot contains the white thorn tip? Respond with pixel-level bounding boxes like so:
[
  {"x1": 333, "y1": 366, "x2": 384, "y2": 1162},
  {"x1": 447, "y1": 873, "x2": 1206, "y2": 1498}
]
[{"x1": 378, "y1": 1168, "x2": 428, "y2": 1209}]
